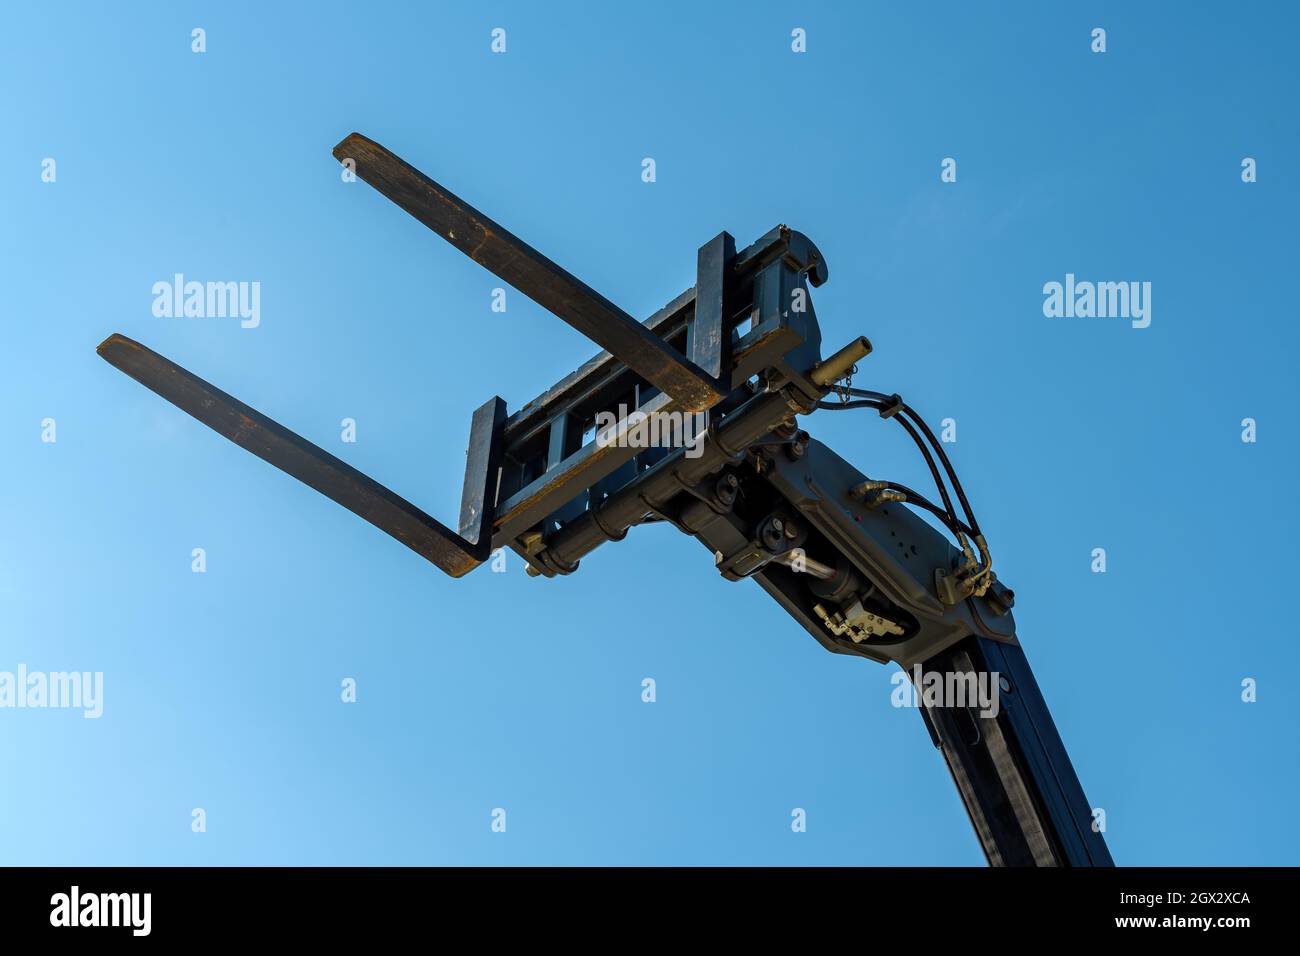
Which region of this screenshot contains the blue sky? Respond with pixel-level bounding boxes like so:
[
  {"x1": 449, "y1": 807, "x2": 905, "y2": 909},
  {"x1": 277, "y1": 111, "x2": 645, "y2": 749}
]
[{"x1": 2, "y1": 1, "x2": 1297, "y2": 865}]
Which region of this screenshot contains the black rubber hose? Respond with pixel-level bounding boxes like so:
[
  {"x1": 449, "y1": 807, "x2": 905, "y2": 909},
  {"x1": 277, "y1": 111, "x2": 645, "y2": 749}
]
[
  {"x1": 816, "y1": 399, "x2": 962, "y2": 534},
  {"x1": 820, "y1": 387, "x2": 983, "y2": 539}
]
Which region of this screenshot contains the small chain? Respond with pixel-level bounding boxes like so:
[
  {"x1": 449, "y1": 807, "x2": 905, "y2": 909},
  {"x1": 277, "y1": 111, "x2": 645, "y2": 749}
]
[{"x1": 834, "y1": 363, "x2": 858, "y2": 404}]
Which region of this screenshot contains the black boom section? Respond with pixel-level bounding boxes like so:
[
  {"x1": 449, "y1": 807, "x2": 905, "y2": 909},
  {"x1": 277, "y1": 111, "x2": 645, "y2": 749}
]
[{"x1": 916, "y1": 635, "x2": 1114, "y2": 866}]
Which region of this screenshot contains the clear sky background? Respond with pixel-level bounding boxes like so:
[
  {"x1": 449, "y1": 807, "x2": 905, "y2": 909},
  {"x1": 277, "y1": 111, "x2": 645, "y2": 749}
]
[{"x1": 2, "y1": 2, "x2": 1297, "y2": 865}]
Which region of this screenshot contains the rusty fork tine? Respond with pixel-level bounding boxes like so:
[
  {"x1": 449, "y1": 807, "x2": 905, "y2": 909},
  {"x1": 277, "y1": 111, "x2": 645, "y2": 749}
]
[
  {"x1": 332, "y1": 132, "x2": 726, "y2": 413},
  {"x1": 96, "y1": 333, "x2": 504, "y2": 577}
]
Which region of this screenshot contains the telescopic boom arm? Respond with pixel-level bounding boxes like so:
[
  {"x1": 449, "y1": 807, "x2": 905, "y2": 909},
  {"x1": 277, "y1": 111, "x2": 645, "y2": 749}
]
[{"x1": 97, "y1": 134, "x2": 1112, "y2": 866}]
